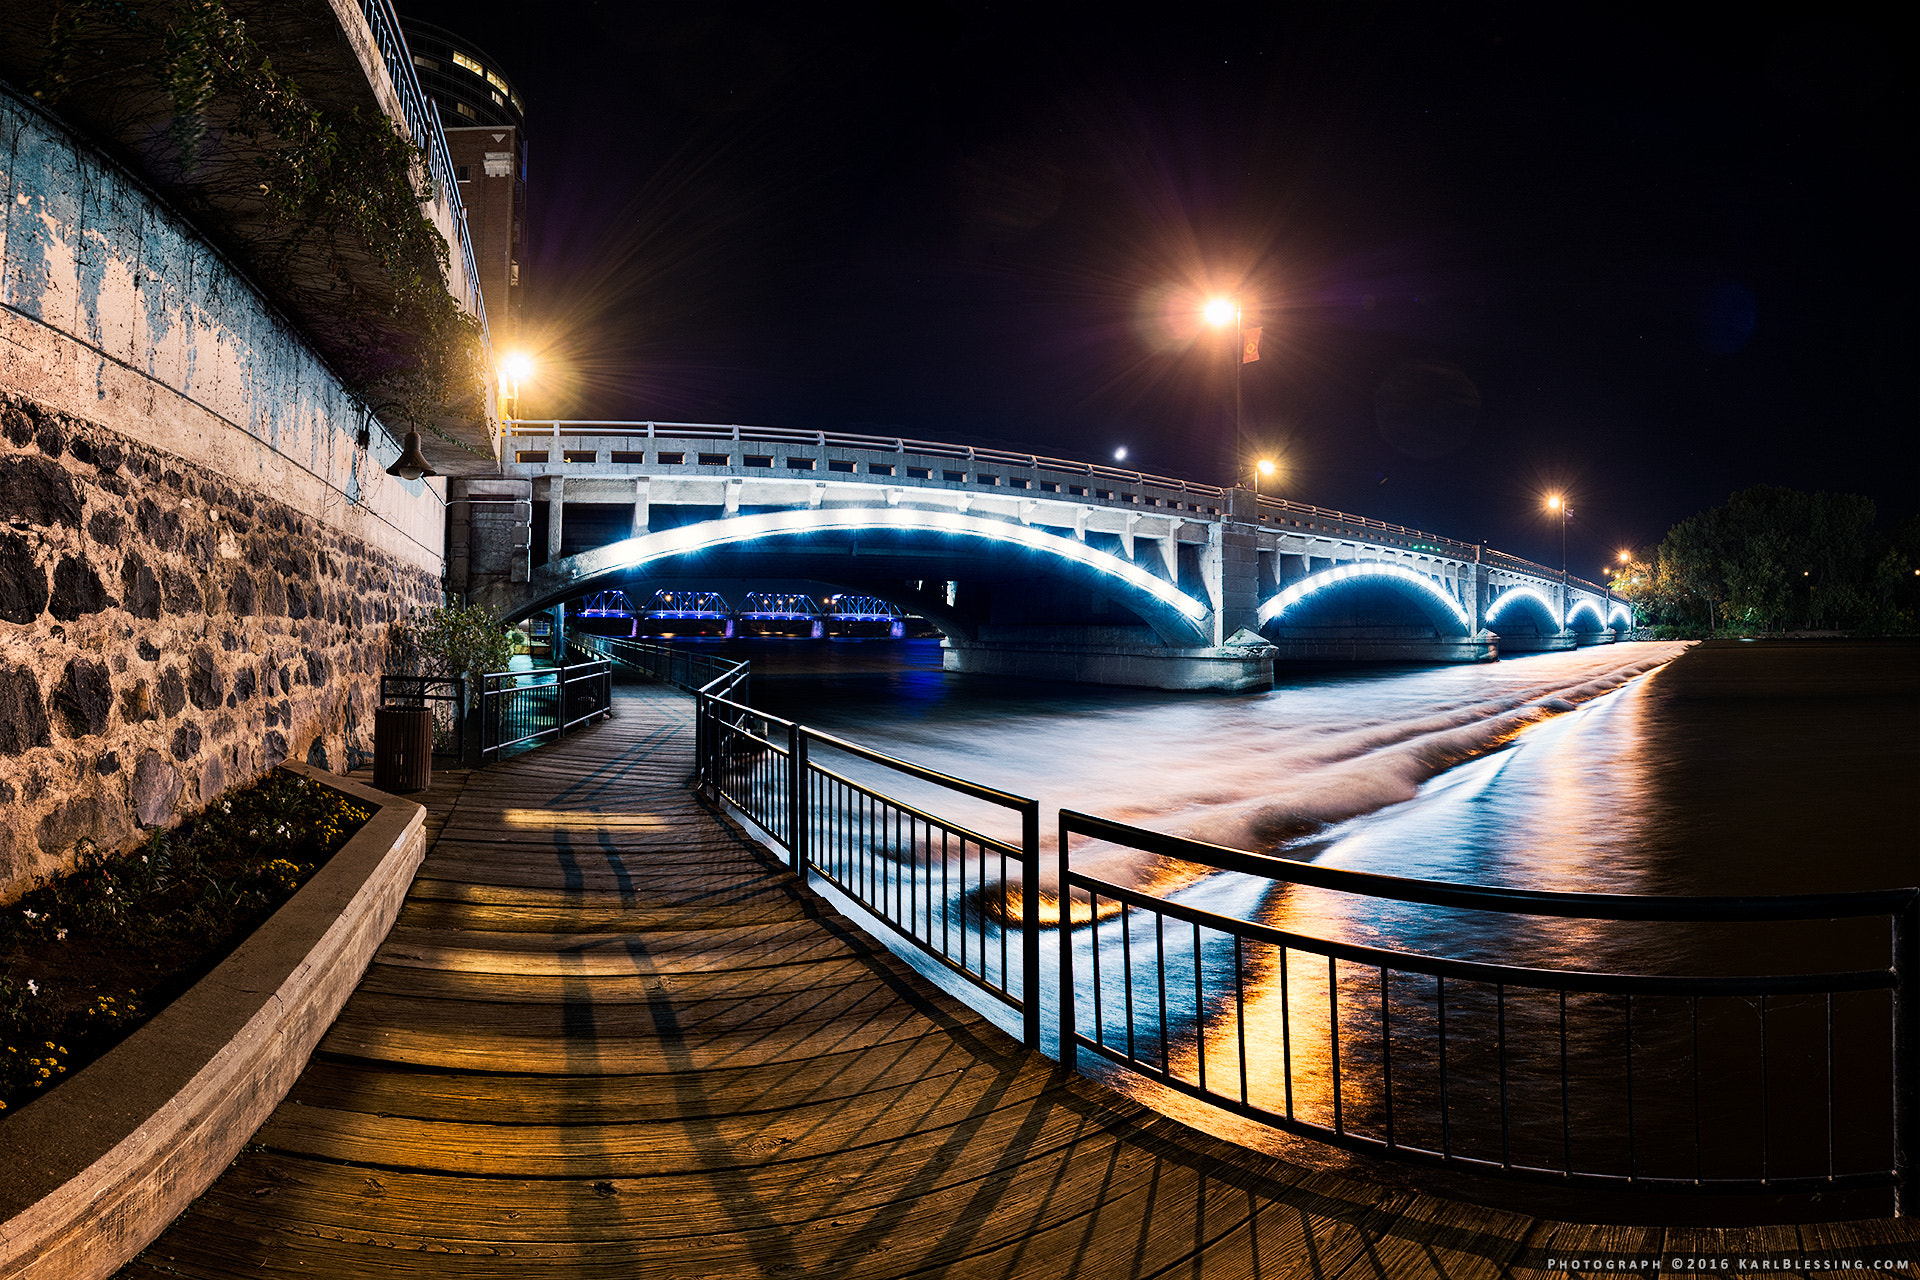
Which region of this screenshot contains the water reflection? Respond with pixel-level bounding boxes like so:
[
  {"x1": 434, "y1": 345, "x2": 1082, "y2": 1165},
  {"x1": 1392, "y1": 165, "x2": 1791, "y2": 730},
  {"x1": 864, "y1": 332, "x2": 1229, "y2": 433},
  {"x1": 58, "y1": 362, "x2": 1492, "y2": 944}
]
[{"x1": 743, "y1": 638, "x2": 1917, "y2": 1191}]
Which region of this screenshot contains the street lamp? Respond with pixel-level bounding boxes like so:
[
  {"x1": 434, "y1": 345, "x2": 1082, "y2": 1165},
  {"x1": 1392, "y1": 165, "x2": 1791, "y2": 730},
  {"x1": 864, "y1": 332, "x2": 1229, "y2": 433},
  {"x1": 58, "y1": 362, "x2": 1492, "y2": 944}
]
[
  {"x1": 1253, "y1": 457, "x2": 1276, "y2": 498},
  {"x1": 1203, "y1": 296, "x2": 1244, "y2": 439},
  {"x1": 501, "y1": 352, "x2": 534, "y2": 421},
  {"x1": 1545, "y1": 493, "x2": 1569, "y2": 577}
]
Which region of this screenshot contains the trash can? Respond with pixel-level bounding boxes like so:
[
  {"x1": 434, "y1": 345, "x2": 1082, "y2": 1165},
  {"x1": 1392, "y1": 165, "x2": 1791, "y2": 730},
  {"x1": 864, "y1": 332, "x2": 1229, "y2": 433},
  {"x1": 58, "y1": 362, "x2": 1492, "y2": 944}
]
[{"x1": 374, "y1": 705, "x2": 433, "y2": 794}]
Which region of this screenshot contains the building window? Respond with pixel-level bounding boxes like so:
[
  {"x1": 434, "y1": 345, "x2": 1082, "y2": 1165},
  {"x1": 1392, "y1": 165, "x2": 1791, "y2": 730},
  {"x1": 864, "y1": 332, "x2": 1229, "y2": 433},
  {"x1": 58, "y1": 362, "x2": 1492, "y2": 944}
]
[
  {"x1": 455, "y1": 165, "x2": 471, "y2": 182},
  {"x1": 509, "y1": 262, "x2": 520, "y2": 286},
  {"x1": 828, "y1": 459, "x2": 855, "y2": 473},
  {"x1": 411, "y1": 54, "x2": 441, "y2": 72},
  {"x1": 866, "y1": 463, "x2": 894, "y2": 476},
  {"x1": 453, "y1": 101, "x2": 475, "y2": 119},
  {"x1": 697, "y1": 453, "x2": 728, "y2": 466},
  {"x1": 784, "y1": 457, "x2": 816, "y2": 470},
  {"x1": 744, "y1": 455, "x2": 773, "y2": 468},
  {"x1": 491, "y1": 91, "x2": 505, "y2": 107},
  {"x1": 657, "y1": 452, "x2": 685, "y2": 465},
  {"x1": 452, "y1": 50, "x2": 484, "y2": 77}
]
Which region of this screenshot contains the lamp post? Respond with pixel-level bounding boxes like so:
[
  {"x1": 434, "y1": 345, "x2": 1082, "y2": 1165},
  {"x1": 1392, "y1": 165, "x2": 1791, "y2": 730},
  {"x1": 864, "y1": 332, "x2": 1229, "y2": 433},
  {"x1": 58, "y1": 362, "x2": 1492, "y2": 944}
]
[{"x1": 1253, "y1": 457, "x2": 1276, "y2": 498}]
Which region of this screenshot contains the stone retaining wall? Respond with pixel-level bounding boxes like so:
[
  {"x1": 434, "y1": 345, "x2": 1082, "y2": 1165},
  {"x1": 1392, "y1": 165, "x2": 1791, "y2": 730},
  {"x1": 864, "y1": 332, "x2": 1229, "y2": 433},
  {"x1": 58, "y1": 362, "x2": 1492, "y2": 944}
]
[{"x1": 0, "y1": 393, "x2": 439, "y2": 900}]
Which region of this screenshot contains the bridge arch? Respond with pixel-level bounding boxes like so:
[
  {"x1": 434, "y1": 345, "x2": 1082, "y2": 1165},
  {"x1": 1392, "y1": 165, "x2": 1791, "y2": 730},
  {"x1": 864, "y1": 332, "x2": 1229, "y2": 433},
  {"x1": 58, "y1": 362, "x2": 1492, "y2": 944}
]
[
  {"x1": 1607, "y1": 601, "x2": 1634, "y2": 632},
  {"x1": 1566, "y1": 598, "x2": 1609, "y2": 633},
  {"x1": 490, "y1": 508, "x2": 1214, "y2": 647},
  {"x1": 1484, "y1": 586, "x2": 1560, "y2": 636},
  {"x1": 1256, "y1": 563, "x2": 1471, "y2": 636}
]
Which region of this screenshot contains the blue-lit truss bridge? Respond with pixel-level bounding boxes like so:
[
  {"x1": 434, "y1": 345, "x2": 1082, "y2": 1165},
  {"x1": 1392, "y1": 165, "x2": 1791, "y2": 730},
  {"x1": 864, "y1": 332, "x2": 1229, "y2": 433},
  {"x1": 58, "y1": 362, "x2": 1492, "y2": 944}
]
[{"x1": 456, "y1": 421, "x2": 1635, "y2": 690}]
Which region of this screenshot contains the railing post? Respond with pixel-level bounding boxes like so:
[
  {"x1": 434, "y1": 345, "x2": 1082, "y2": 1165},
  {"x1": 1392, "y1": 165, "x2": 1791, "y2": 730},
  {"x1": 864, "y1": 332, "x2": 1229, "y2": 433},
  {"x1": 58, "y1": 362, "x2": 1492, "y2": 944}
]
[
  {"x1": 1021, "y1": 800, "x2": 1041, "y2": 1051},
  {"x1": 1896, "y1": 893, "x2": 1919, "y2": 1216},
  {"x1": 787, "y1": 723, "x2": 807, "y2": 872},
  {"x1": 1057, "y1": 810, "x2": 1076, "y2": 1070}
]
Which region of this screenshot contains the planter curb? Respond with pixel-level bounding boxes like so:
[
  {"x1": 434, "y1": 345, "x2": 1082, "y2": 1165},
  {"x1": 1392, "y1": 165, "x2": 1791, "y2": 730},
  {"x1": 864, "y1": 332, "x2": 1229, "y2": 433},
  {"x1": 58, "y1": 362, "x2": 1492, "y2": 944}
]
[{"x1": 0, "y1": 764, "x2": 426, "y2": 1280}]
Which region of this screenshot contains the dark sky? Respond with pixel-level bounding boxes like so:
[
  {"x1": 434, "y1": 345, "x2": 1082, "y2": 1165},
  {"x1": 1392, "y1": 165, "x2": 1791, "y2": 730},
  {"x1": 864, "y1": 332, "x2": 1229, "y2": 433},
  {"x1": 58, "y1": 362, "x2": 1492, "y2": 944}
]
[{"x1": 398, "y1": 2, "x2": 1914, "y2": 573}]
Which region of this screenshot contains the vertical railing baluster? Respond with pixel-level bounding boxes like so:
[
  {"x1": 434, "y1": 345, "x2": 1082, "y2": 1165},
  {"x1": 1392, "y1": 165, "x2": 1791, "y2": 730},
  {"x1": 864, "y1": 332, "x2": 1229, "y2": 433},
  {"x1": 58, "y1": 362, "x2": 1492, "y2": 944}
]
[
  {"x1": 1092, "y1": 894, "x2": 1104, "y2": 1051},
  {"x1": 1155, "y1": 913, "x2": 1169, "y2": 1075},
  {"x1": 1439, "y1": 976, "x2": 1451, "y2": 1161},
  {"x1": 1826, "y1": 991, "x2": 1836, "y2": 1182},
  {"x1": 1692, "y1": 994, "x2": 1702, "y2": 1185},
  {"x1": 1380, "y1": 967, "x2": 1393, "y2": 1150},
  {"x1": 1021, "y1": 802, "x2": 1040, "y2": 1048},
  {"x1": 1625, "y1": 993, "x2": 1636, "y2": 1182},
  {"x1": 1561, "y1": 988, "x2": 1571, "y2": 1176},
  {"x1": 1498, "y1": 983, "x2": 1510, "y2": 1169},
  {"x1": 1235, "y1": 935, "x2": 1248, "y2": 1108},
  {"x1": 1329, "y1": 954, "x2": 1342, "y2": 1136},
  {"x1": 1060, "y1": 815, "x2": 1078, "y2": 1070},
  {"x1": 1122, "y1": 903, "x2": 1135, "y2": 1062},
  {"x1": 1760, "y1": 993, "x2": 1771, "y2": 1185},
  {"x1": 1194, "y1": 920, "x2": 1206, "y2": 1094},
  {"x1": 1896, "y1": 895, "x2": 1920, "y2": 1217},
  {"x1": 1281, "y1": 947, "x2": 1294, "y2": 1121}
]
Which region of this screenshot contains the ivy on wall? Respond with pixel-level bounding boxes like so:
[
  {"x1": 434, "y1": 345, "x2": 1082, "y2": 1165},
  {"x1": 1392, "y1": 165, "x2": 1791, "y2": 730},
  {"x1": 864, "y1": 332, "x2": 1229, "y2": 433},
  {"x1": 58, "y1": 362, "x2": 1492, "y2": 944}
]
[{"x1": 31, "y1": 0, "x2": 484, "y2": 436}]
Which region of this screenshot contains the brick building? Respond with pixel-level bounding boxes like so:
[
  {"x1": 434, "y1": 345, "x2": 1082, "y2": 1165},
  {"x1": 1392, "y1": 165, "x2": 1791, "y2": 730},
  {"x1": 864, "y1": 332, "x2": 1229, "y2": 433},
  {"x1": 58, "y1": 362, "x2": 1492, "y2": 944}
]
[{"x1": 400, "y1": 19, "x2": 526, "y2": 343}]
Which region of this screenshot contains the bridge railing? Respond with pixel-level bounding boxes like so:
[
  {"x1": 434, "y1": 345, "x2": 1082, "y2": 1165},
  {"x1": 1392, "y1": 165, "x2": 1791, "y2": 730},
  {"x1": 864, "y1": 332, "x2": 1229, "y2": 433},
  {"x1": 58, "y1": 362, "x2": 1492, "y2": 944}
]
[
  {"x1": 1057, "y1": 807, "x2": 1919, "y2": 1204},
  {"x1": 506, "y1": 420, "x2": 1615, "y2": 600},
  {"x1": 357, "y1": 0, "x2": 490, "y2": 329}
]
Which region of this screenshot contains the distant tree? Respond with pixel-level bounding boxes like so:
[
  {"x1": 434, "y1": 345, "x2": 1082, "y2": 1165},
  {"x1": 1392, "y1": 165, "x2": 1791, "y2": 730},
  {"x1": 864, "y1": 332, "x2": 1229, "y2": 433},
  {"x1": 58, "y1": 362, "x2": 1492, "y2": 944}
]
[{"x1": 1640, "y1": 486, "x2": 1891, "y2": 636}]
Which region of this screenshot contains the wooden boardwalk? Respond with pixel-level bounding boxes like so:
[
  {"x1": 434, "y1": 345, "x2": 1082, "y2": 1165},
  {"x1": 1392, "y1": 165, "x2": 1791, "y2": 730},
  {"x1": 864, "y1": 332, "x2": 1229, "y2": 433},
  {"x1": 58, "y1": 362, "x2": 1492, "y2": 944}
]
[{"x1": 123, "y1": 683, "x2": 1919, "y2": 1278}]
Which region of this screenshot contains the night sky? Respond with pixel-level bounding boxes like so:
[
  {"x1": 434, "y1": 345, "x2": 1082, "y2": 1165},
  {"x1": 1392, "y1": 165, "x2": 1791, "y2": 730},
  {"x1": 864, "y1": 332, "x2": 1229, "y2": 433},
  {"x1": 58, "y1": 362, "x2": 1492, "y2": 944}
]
[{"x1": 398, "y1": 3, "x2": 1914, "y2": 574}]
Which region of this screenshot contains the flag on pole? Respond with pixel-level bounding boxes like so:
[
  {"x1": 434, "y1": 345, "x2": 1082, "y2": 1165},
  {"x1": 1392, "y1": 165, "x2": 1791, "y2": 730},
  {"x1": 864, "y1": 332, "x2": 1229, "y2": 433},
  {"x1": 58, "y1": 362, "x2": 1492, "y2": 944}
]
[{"x1": 1242, "y1": 326, "x2": 1262, "y2": 363}]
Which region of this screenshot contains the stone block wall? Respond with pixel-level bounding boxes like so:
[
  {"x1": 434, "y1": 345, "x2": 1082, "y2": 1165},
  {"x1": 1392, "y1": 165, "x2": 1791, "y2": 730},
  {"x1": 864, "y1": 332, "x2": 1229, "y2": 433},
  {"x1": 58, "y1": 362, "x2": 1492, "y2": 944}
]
[
  {"x1": 0, "y1": 87, "x2": 455, "y2": 902},
  {"x1": 0, "y1": 394, "x2": 439, "y2": 901}
]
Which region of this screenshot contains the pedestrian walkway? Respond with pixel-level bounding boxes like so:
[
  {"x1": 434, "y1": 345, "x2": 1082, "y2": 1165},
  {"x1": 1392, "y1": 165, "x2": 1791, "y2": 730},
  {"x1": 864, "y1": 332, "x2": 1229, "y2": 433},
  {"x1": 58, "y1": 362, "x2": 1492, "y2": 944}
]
[{"x1": 121, "y1": 683, "x2": 1917, "y2": 1277}]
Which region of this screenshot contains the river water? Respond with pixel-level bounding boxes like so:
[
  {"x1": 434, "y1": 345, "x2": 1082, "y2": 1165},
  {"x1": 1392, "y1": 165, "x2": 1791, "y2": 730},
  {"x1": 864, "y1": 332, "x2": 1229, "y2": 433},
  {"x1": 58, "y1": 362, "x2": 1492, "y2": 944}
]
[{"x1": 700, "y1": 637, "x2": 1919, "y2": 1201}]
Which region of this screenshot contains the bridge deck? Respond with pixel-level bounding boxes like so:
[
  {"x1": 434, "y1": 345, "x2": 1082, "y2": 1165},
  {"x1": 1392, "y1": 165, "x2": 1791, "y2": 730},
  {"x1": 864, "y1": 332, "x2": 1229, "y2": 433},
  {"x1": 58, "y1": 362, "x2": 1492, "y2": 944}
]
[{"x1": 123, "y1": 684, "x2": 1914, "y2": 1278}]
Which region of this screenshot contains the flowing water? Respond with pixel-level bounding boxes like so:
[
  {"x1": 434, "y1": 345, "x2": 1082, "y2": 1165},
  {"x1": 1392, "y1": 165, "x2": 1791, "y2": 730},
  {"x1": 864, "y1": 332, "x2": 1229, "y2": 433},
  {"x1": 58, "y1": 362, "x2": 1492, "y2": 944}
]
[{"x1": 701, "y1": 637, "x2": 1919, "y2": 1201}]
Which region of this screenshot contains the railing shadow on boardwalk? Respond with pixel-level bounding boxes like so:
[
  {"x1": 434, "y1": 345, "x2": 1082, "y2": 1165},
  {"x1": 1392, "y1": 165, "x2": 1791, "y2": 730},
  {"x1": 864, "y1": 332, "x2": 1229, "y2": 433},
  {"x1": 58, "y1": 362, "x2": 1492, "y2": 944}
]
[
  {"x1": 118, "y1": 672, "x2": 1920, "y2": 1278},
  {"x1": 584, "y1": 634, "x2": 1920, "y2": 1226}
]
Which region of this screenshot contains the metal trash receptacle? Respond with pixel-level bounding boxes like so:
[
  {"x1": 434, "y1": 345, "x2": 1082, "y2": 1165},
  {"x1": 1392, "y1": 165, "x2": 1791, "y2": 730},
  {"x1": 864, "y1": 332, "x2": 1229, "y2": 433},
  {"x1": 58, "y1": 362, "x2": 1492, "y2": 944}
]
[{"x1": 374, "y1": 705, "x2": 433, "y2": 793}]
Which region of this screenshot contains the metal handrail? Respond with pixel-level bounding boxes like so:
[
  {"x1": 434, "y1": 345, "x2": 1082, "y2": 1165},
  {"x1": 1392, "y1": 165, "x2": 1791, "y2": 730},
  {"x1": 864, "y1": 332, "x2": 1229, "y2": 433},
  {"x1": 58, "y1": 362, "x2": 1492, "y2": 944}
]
[
  {"x1": 505, "y1": 419, "x2": 1614, "y2": 597},
  {"x1": 1058, "y1": 807, "x2": 1920, "y2": 1205},
  {"x1": 1064, "y1": 809, "x2": 1918, "y2": 923},
  {"x1": 599, "y1": 641, "x2": 1918, "y2": 1206},
  {"x1": 476, "y1": 657, "x2": 612, "y2": 762}
]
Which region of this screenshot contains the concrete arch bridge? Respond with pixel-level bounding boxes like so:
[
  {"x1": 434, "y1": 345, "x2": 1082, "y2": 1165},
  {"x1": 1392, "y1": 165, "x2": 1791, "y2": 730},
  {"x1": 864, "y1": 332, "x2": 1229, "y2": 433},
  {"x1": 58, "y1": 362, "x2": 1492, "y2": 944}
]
[{"x1": 448, "y1": 422, "x2": 1630, "y2": 691}]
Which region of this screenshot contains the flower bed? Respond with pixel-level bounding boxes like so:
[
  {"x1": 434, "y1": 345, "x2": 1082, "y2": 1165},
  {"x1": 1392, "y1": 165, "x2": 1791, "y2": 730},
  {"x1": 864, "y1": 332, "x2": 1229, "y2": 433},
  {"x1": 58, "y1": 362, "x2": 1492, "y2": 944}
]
[{"x1": 0, "y1": 770, "x2": 372, "y2": 1113}]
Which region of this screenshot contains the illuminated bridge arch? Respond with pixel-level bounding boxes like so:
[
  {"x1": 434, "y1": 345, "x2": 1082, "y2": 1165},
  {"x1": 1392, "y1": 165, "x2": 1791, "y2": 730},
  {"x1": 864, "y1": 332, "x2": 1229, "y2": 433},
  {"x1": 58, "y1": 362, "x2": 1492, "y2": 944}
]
[
  {"x1": 1566, "y1": 598, "x2": 1610, "y2": 632},
  {"x1": 1607, "y1": 601, "x2": 1634, "y2": 631},
  {"x1": 1484, "y1": 586, "x2": 1560, "y2": 634},
  {"x1": 1257, "y1": 563, "x2": 1471, "y2": 635},
  {"x1": 501, "y1": 508, "x2": 1213, "y2": 646}
]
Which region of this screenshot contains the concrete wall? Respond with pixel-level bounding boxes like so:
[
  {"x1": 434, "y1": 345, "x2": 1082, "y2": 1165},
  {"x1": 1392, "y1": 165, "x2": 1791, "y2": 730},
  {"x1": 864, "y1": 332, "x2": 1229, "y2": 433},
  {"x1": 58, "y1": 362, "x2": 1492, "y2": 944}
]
[{"x1": 0, "y1": 91, "x2": 446, "y2": 900}]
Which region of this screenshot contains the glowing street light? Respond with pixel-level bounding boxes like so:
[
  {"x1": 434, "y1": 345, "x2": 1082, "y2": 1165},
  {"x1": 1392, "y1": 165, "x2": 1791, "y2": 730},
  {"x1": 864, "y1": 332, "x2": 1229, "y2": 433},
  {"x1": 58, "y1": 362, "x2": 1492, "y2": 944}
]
[
  {"x1": 1114, "y1": 446, "x2": 1129, "y2": 462},
  {"x1": 500, "y1": 352, "x2": 535, "y2": 421},
  {"x1": 1203, "y1": 297, "x2": 1237, "y2": 329},
  {"x1": 1545, "y1": 493, "x2": 1569, "y2": 577},
  {"x1": 1253, "y1": 457, "x2": 1276, "y2": 498}
]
